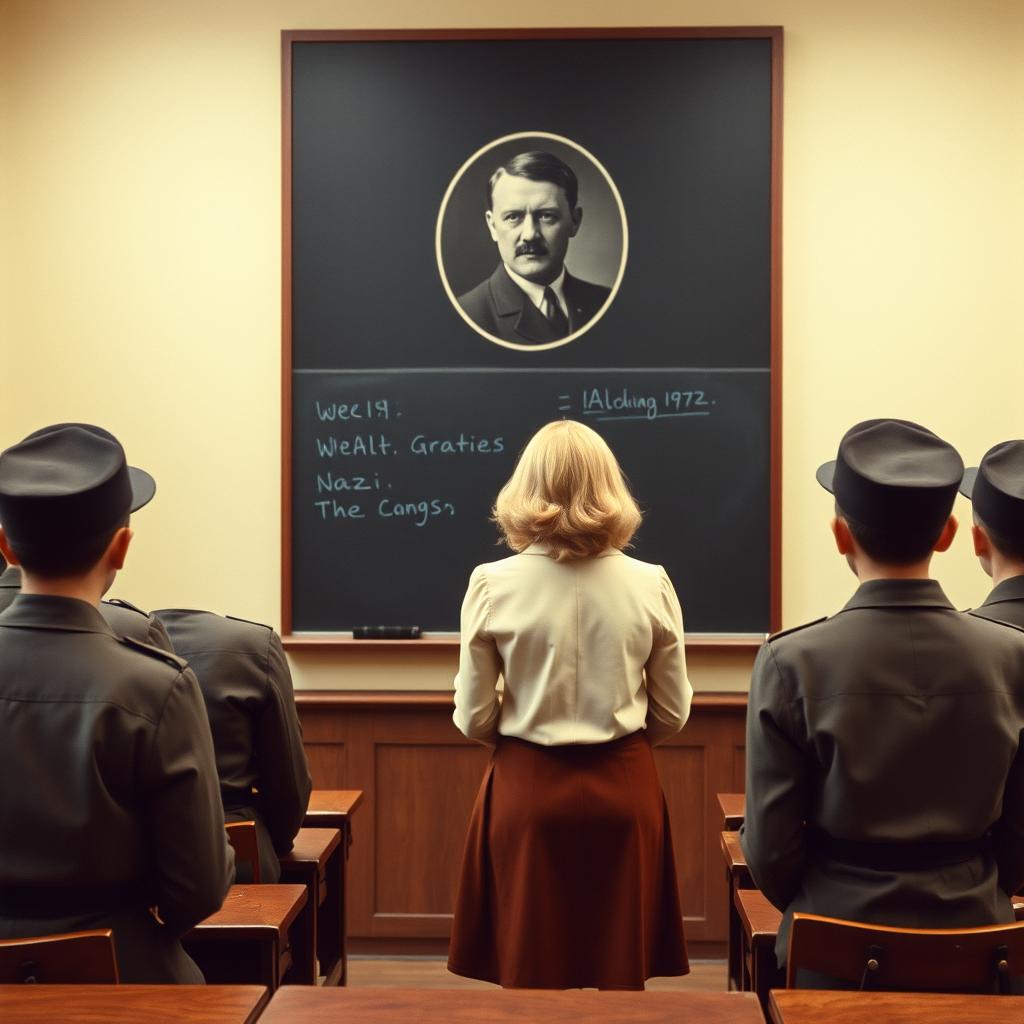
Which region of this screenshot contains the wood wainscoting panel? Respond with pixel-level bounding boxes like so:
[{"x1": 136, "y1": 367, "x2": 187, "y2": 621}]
[
  {"x1": 295, "y1": 692, "x2": 746, "y2": 955},
  {"x1": 374, "y1": 742, "x2": 491, "y2": 928},
  {"x1": 654, "y1": 744, "x2": 706, "y2": 922},
  {"x1": 732, "y1": 745, "x2": 746, "y2": 791},
  {"x1": 305, "y1": 742, "x2": 348, "y2": 789}
]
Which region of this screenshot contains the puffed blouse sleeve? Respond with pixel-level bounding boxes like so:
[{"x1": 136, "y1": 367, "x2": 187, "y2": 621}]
[
  {"x1": 453, "y1": 565, "x2": 503, "y2": 745},
  {"x1": 643, "y1": 567, "x2": 693, "y2": 745}
]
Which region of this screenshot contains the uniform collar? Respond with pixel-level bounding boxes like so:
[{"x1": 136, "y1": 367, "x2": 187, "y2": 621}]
[
  {"x1": 0, "y1": 593, "x2": 116, "y2": 635},
  {"x1": 840, "y1": 577, "x2": 955, "y2": 613},
  {"x1": 980, "y1": 574, "x2": 1024, "y2": 607},
  {"x1": 0, "y1": 565, "x2": 21, "y2": 589}
]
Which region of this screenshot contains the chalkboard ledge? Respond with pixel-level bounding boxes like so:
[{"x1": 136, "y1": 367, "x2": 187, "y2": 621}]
[{"x1": 281, "y1": 633, "x2": 767, "y2": 653}]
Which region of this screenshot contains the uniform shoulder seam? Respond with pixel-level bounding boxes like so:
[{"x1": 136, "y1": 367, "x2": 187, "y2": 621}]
[
  {"x1": 766, "y1": 616, "x2": 828, "y2": 643},
  {"x1": 117, "y1": 635, "x2": 189, "y2": 670}
]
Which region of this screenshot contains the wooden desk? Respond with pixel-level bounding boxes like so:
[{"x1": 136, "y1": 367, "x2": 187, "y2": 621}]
[
  {"x1": 301, "y1": 790, "x2": 362, "y2": 981},
  {"x1": 259, "y1": 987, "x2": 766, "y2": 1022},
  {"x1": 0, "y1": 985, "x2": 268, "y2": 1024},
  {"x1": 184, "y1": 884, "x2": 311, "y2": 992},
  {"x1": 769, "y1": 989, "x2": 1024, "y2": 1023},
  {"x1": 721, "y1": 829, "x2": 755, "y2": 991},
  {"x1": 718, "y1": 792, "x2": 745, "y2": 830},
  {"x1": 279, "y1": 827, "x2": 344, "y2": 986},
  {"x1": 735, "y1": 887, "x2": 784, "y2": 1014},
  {"x1": 303, "y1": 789, "x2": 363, "y2": 838}
]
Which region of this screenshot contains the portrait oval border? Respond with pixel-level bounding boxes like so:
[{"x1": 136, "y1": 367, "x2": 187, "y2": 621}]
[{"x1": 435, "y1": 130, "x2": 628, "y2": 353}]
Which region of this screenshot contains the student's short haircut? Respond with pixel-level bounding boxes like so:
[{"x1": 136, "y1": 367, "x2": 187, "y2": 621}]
[
  {"x1": 10, "y1": 517, "x2": 128, "y2": 579},
  {"x1": 836, "y1": 502, "x2": 945, "y2": 566},
  {"x1": 494, "y1": 420, "x2": 641, "y2": 562},
  {"x1": 487, "y1": 151, "x2": 579, "y2": 211},
  {"x1": 975, "y1": 512, "x2": 1024, "y2": 562}
]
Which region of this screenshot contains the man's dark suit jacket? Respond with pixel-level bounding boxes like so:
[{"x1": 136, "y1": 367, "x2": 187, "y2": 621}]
[
  {"x1": 740, "y1": 579, "x2": 1024, "y2": 966},
  {"x1": 970, "y1": 575, "x2": 1024, "y2": 629},
  {"x1": 155, "y1": 608, "x2": 313, "y2": 884},
  {"x1": 458, "y1": 264, "x2": 611, "y2": 344},
  {"x1": 0, "y1": 594, "x2": 233, "y2": 983}
]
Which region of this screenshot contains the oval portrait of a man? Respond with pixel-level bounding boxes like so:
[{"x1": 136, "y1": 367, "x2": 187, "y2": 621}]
[{"x1": 437, "y1": 132, "x2": 627, "y2": 352}]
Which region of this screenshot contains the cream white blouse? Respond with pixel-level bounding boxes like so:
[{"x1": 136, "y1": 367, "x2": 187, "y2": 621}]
[{"x1": 453, "y1": 544, "x2": 692, "y2": 746}]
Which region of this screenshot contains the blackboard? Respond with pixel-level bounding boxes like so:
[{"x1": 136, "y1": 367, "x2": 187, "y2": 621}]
[{"x1": 282, "y1": 29, "x2": 782, "y2": 641}]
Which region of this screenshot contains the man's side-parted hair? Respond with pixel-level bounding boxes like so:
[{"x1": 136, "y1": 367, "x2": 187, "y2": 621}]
[
  {"x1": 835, "y1": 501, "x2": 945, "y2": 566},
  {"x1": 493, "y1": 420, "x2": 641, "y2": 561},
  {"x1": 487, "y1": 151, "x2": 580, "y2": 211}
]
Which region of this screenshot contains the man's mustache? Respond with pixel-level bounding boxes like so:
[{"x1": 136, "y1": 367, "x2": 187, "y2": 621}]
[{"x1": 515, "y1": 241, "x2": 549, "y2": 257}]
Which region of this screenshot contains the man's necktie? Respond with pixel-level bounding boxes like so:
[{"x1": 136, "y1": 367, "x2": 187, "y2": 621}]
[{"x1": 541, "y1": 287, "x2": 569, "y2": 337}]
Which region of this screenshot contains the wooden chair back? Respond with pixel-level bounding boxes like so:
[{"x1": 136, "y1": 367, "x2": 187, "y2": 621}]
[
  {"x1": 787, "y1": 912, "x2": 1024, "y2": 994},
  {"x1": 225, "y1": 820, "x2": 261, "y2": 883},
  {"x1": 0, "y1": 929, "x2": 119, "y2": 984}
]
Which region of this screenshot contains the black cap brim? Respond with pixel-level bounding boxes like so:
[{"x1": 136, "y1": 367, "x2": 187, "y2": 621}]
[
  {"x1": 816, "y1": 460, "x2": 836, "y2": 494},
  {"x1": 128, "y1": 467, "x2": 156, "y2": 513},
  {"x1": 959, "y1": 467, "x2": 978, "y2": 501}
]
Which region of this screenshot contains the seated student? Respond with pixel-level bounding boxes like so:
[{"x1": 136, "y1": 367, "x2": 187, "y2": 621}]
[
  {"x1": 154, "y1": 608, "x2": 312, "y2": 883},
  {"x1": 0, "y1": 424, "x2": 234, "y2": 983},
  {"x1": 961, "y1": 440, "x2": 1024, "y2": 627},
  {"x1": 1, "y1": 556, "x2": 174, "y2": 649},
  {"x1": 741, "y1": 419, "x2": 1024, "y2": 983}
]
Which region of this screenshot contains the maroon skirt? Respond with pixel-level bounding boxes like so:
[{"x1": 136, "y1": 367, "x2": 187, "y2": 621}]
[{"x1": 447, "y1": 730, "x2": 688, "y2": 989}]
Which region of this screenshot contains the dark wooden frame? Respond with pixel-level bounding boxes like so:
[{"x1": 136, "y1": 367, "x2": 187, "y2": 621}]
[{"x1": 281, "y1": 27, "x2": 783, "y2": 650}]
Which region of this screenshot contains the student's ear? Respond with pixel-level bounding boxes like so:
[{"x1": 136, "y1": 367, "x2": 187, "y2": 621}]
[
  {"x1": 831, "y1": 516, "x2": 855, "y2": 556},
  {"x1": 104, "y1": 526, "x2": 133, "y2": 571},
  {"x1": 0, "y1": 528, "x2": 19, "y2": 567},
  {"x1": 933, "y1": 514, "x2": 958, "y2": 553},
  {"x1": 972, "y1": 522, "x2": 992, "y2": 559}
]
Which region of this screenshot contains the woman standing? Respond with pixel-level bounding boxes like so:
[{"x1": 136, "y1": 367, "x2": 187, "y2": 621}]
[{"x1": 448, "y1": 420, "x2": 692, "y2": 990}]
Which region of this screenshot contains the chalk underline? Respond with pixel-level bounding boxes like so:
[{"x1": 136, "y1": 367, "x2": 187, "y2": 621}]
[{"x1": 584, "y1": 411, "x2": 713, "y2": 422}]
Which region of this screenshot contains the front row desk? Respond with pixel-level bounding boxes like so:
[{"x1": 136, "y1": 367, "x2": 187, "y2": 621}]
[{"x1": 5, "y1": 985, "x2": 1024, "y2": 1023}]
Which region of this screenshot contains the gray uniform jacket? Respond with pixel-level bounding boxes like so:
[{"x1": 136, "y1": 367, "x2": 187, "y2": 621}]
[
  {"x1": 155, "y1": 609, "x2": 312, "y2": 884},
  {"x1": 970, "y1": 575, "x2": 1024, "y2": 630},
  {"x1": 0, "y1": 566, "x2": 173, "y2": 650},
  {"x1": 0, "y1": 594, "x2": 234, "y2": 982},
  {"x1": 740, "y1": 578, "x2": 1024, "y2": 965}
]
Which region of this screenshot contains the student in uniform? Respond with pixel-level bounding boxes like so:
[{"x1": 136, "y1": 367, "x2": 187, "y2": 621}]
[
  {"x1": 961, "y1": 440, "x2": 1024, "y2": 628},
  {"x1": 0, "y1": 423, "x2": 234, "y2": 983},
  {"x1": 741, "y1": 418, "x2": 1024, "y2": 982},
  {"x1": 154, "y1": 608, "x2": 313, "y2": 882},
  {"x1": 1, "y1": 556, "x2": 174, "y2": 649},
  {"x1": 447, "y1": 420, "x2": 691, "y2": 990}
]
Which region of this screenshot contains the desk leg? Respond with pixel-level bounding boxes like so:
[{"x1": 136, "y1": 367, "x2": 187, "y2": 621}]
[
  {"x1": 284, "y1": 892, "x2": 318, "y2": 985},
  {"x1": 751, "y1": 938, "x2": 785, "y2": 1016},
  {"x1": 340, "y1": 820, "x2": 350, "y2": 986},
  {"x1": 319, "y1": 846, "x2": 345, "y2": 986},
  {"x1": 727, "y1": 870, "x2": 742, "y2": 991}
]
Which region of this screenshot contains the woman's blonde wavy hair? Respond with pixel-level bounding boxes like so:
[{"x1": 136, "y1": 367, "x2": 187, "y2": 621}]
[{"x1": 493, "y1": 420, "x2": 642, "y2": 561}]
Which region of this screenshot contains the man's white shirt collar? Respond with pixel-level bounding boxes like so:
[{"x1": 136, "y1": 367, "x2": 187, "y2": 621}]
[{"x1": 503, "y1": 265, "x2": 568, "y2": 317}]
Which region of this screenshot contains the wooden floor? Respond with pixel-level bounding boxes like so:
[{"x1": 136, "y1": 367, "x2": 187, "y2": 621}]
[{"x1": 348, "y1": 958, "x2": 727, "y2": 991}]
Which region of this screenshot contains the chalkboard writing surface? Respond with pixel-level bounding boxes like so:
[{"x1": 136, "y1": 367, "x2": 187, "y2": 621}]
[{"x1": 282, "y1": 29, "x2": 781, "y2": 641}]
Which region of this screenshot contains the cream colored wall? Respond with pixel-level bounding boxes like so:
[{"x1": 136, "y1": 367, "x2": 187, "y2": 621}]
[{"x1": 1, "y1": 0, "x2": 1021, "y2": 692}]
